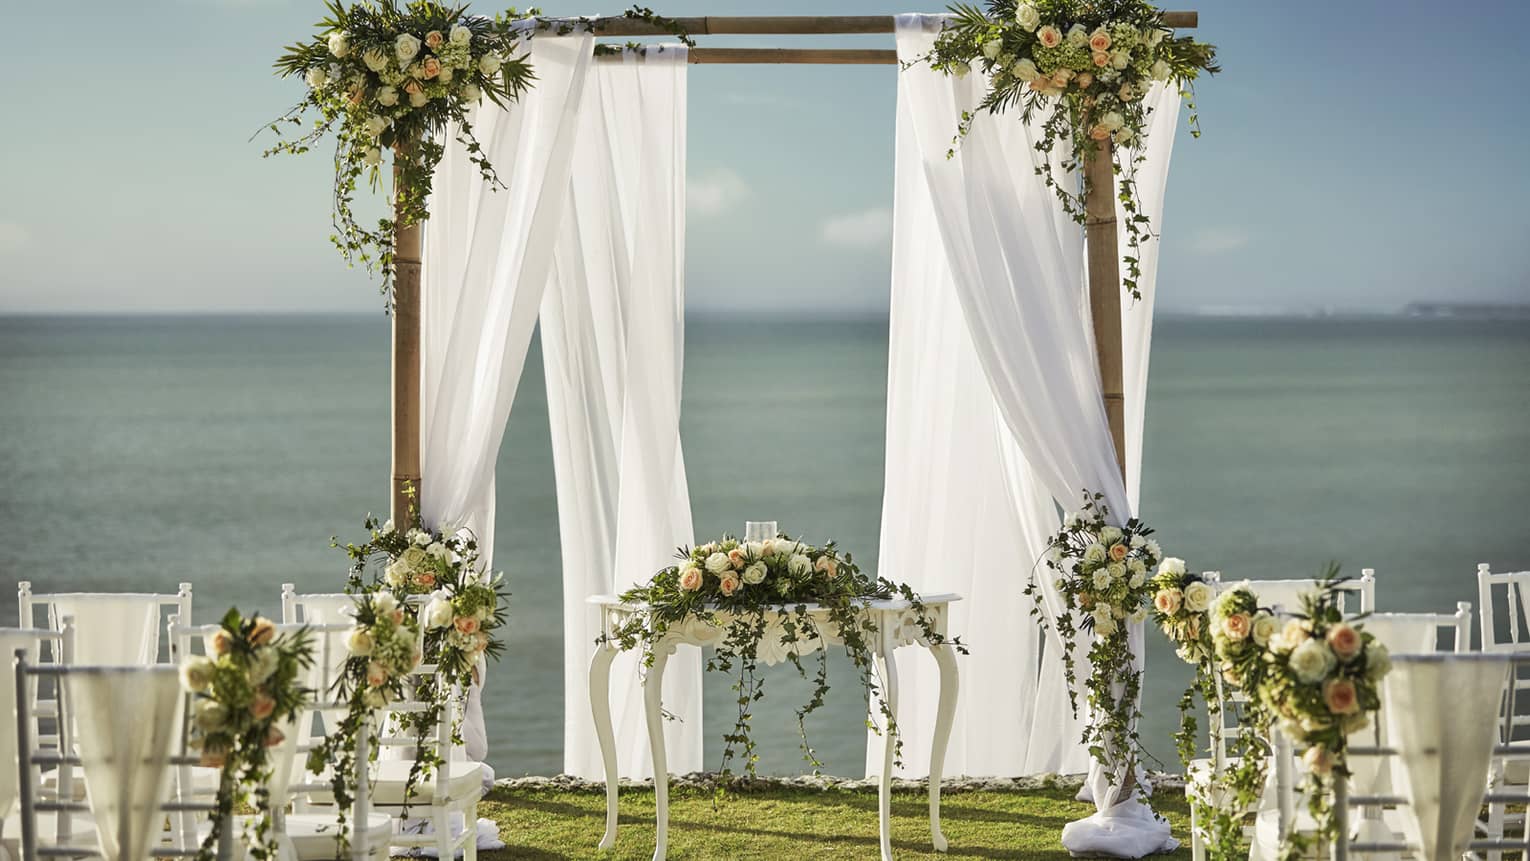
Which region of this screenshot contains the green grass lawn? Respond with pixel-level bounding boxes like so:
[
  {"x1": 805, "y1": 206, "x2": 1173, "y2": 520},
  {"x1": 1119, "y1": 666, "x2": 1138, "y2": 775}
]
[{"x1": 477, "y1": 785, "x2": 1195, "y2": 859}]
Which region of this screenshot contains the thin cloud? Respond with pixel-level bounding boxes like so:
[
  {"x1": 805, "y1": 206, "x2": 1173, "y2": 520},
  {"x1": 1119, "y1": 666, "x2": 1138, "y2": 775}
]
[
  {"x1": 820, "y1": 207, "x2": 892, "y2": 248},
  {"x1": 1187, "y1": 226, "x2": 1251, "y2": 255},
  {"x1": 689, "y1": 168, "x2": 749, "y2": 215},
  {"x1": 0, "y1": 222, "x2": 33, "y2": 254}
]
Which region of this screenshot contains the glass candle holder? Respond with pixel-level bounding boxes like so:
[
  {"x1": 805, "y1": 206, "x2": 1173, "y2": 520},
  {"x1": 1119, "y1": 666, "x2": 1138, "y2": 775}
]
[{"x1": 744, "y1": 521, "x2": 778, "y2": 543}]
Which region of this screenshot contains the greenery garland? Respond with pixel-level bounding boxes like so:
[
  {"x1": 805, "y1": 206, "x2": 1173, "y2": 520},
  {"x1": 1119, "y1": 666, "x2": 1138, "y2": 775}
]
[
  {"x1": 180, "y1": 610, "x2": 315, "y2": 861},
  {"x1": 603, "y1": 534, "x2": 964, "y2": 777},
  {"x1": 1027, "y1": 491, "x2": 1161, "y2": 795},
  {"x1": 307, "y1": 490, "x2": 509, "y2": 850},
  {"x1": 1198, "y1": 583, "x2": 1276, "y2": 859},
  {"x1": 916, "y1": 0, "x2": 1218, "y2": 299}
]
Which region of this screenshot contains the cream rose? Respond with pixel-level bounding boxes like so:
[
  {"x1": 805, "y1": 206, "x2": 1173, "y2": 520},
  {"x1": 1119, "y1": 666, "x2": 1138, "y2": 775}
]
[
  {"x1": 1102, "y1": 111, "x2": 1125, "y2": 131},
  {"x1": 1183, "y1": 581, "x2": 1214, "y2": 613},
  {"x1": 305, "y1": 67, "x2": 329, "y2": 89},
  {"x1": 1036, "y1": 25, "x2": 1062, "y2": 49},
  {"x1": 705, "y1": 552, "x2": 731, "y2": 574},
  {"x1": 679, "y1": 567, "x2": 703, "y2": 592},
  {"x1": 1365, "y1": 642, "x2": 1391, "y2": 680},
  {"x1": 1012, "y1": 58, "x2": 1039, "y2": 81},
  {"x1": 396, "y1": 33, "x2": 422, "y2": 62},
  {"x1": 1251, "y1": 612, "x2": 1278, "y2": 647},
  {"x1": 424, "y1": 30, "x2": 444, "y2": 50},
  {"x1": 450, "y1": 25, "x2": 473, "y2": 45},
  {"x1": 479, "y1": 53, "x2": 503, "y2": 75},
  {"x1": 365, "y1": 661, "x2": 389, "y2": 687},
  {"x1": 408, "y1": 90, "x2": 429, "y2": 108},
  {"x1": 365, "y1": 116, "x2": 389, "y2": 138},
  {"x1": 951, "y1": 61, "x2": 971, "y2": 79},
  {"x1": 1158, "y1": 557, "x2": 1186, "y2": 577},
  {"x1": 195, "y1": 701, "x2": 228, "y2": 732},
  {"x1": 1100, "y1": 526, "x2": 1122, "y2": 545},
  {"x1": 1303, "y1": 745, "x2": 1333, "y2": 776},
  {"x1": 179, "y1": 656, "x2": 216, "y2": 693},
  {"x1": 1092, "y1": 569, "x2": 1112, "y2": 591},
  {"x1": 249, "y1": 647, "x2": 280, "y2": 684},
  {"x1": 1083, "y1": 543, "x2": 1107, "y2": 564},
  {"x1": 1093, "y1": 606, "x2": 1117, "y2": 636},
  {"x1": 1110, "y1": 50, "x2": 1131, "y2": 70},
  {"x1": 424, "y1": 597, "x2": 453, "y2": 630},
  {"x1": 1151, "y1": 59, "x2": 1172, "y2": 81},
  {"x1": 1014, "y1": 4, "x2": 1041, "y2": 31},
  {"x1": 1128, "y1": 572, "x2": 1145, "y2": 589},
  {"x1": 982, "y1": 40, "x2": 1002, "y2": 61},
  {"x1": 1326, "y1": 623, "x2": 1362, "y2": 662},
  {"x1": 1222, "y1": 612, "x2": 1251, "y2": 641},
  {"x1": 346, "y1": 627, "x2": 374, "y2": 656},
  {"x1": 1066, "y1": 24, "x2": 1089, "y2": 47},
  {"x1": 461, "y1": 83, "x2": 482, "y2": 103},
  {"x1": 1153, "y1": 588, "x2": 1182, "y2": 615},
  {"x1": 363, "y1": 47, "x2": 391, "y2": 72},
  {"x1": 328, "y1": 30, "x2": 352, "y2": 58},
  {"x1": 1289, "y1": 637, "x2": 1337, "y2": 684},
  {"x1": 1323, "y1": 678, "x2": 1359, "y2": 715},
  {"x1": 743, "y1": 562, "x2": 767, "y2": 585},
  {"x1": 788, "y1": 554, "x2": 812, "y2": 576},
  {"x1": 1108, "y1": 543, "x2": 1129, "y2": 562}
]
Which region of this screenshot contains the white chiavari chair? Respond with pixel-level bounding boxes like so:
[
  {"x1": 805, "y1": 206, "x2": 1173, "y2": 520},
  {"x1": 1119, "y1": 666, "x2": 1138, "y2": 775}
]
[
  {"x1": 0, "y1": 629, "x2": 65, "y2": 861},
  {"x1": 1475, "y1": 563, "x2": 1530, "y2": 860},
  {"x1": 17, "y1": 582, "x2": 191, "y2": 667}
]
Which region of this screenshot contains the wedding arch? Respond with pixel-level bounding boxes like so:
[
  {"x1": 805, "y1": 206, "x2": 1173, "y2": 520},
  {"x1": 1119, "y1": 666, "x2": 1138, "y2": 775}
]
[{"x1": 274, "y1": 7, "x2": 1205, "y2": 857}]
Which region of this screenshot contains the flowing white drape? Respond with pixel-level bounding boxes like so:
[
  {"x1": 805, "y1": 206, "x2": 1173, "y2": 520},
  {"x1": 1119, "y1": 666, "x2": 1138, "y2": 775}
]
[
  {"x1": 879, "y1": 16, "x2": 1178, "y2": 833},
  {"x1": 48, "y1": 596, "x2": 159, "y2": 665},
  {"x1": 70, "y1": 668, "x2": 182, "y2": 861},
  {"x1": 544, "y1": 46, "x2": 701, "y2": 780},
  {"x1": 421, "y1": 32, "x2": 595, "y2": 763}
]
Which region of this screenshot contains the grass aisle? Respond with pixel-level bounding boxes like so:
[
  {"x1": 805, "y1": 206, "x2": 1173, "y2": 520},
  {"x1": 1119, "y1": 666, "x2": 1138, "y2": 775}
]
[{"x1": 477, "y1": 786, "x2": 1195, "y2": 859}]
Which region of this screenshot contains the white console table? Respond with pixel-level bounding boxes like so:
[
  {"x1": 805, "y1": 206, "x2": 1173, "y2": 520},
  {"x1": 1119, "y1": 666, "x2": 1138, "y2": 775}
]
[{"x1": 588, "y1": 593, "x2": 962, "y2": 861}]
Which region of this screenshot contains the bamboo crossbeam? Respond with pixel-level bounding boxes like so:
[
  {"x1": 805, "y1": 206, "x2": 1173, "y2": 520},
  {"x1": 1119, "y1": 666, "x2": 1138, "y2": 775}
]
[
  {"x1": 585, "y1": 12, "x2": 1197, "y2": 36},
  {"x1": 596, "y1": 47, "x2": 899, "y2": 64}
]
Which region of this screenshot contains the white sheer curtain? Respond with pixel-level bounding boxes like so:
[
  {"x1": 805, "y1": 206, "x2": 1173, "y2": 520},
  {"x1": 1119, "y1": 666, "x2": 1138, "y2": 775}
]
[
  {"x1": 544, "y1": 46, "x2": 701, "y2": 780},
  {"x1": 48, "y1": 597, "x2": 159, "y2": 665},
  {"x1": 420, "y1": 32, "x2": 594, "y2": 763},
  {"x1": 70, "y1": 668, "x2": 182, "y2": 861},
  {"x1": 880, "y1": 16, "x2": 1177, "y2": 824}
]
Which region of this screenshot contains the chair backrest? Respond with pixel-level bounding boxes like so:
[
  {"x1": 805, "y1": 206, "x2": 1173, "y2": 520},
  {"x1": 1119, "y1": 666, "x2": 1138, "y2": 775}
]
[
  {"x1": 1228, "y1": 568, "x2": 1377, "y2": 617},
  {"x1": 0, "y1": 629, "x2": 63, "y2": 825},
  {"x1": 280, "y1": 584, "x2": 356, "y2": 625},
  {"x1": 17, "y1": 581, "x2": 191, "y2": 665},
  {"x1": 1477, "y1": 564, "x2": 1530, "y2": 653}
]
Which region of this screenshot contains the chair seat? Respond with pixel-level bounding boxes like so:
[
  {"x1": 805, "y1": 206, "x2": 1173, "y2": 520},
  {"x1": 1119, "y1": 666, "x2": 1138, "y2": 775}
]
[
  {"x1": 308, "y1": 759, "x2": 487, "y2": 806},
  {"x1": 231, "y1": 811, "x2": 394, "y2": 861},
  {"x1": 1, "y1": 810, "x2": 98, "y2": 857}
]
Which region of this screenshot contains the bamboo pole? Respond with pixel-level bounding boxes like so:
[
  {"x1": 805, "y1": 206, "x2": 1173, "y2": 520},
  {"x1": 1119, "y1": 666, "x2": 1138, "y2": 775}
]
[
  {"x1": 391, "y1": 152, "x2": 422, "y2": 528},
  {"x1": 587, "y1": 12, "x2": 1197, "y2": 35},
  {"x1": 1084, "y1": 142, "x2": 1127, "y2": 479}
]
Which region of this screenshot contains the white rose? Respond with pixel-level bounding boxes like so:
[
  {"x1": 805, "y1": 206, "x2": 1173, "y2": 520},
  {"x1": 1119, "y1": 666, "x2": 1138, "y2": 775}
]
[
  {"x1": 1158, "y1": 556, "x2": 1186, "y2": 577},
  {"x1": 438, "y1": 67, "x2": 453, "y2": 84},
  {"x1": 1183, "y1": 580, "x2": 1214, "y2": 613},
  {"x1": 1365, "y1": 642, "x2": 1391, "y2": 680},
  {"x1": 1102, "y1": 111, "x2": 1125, "y2": 131},
  {"x1": 423, "y1": 597, "x2": 454, "y2": 630},
  {"x1": 1128, "y1": 572, "x2": 1145, "y2": 589},
  {"x1": 951, "y1": 61, "x2": 970, "y2": 79},
  {"x1": 346, "y1": 627, "x2": 374, "y2": 656},
  {"x1": 1130, "y1": 534, "x2": 1145, "y2": 549},
  {"x1": 479, "y1": 53, "x2": 503, "y2": 75},
  {"x1": 328, "y1": 30, "x2": 351, "y2": 58},
  {"x1": 743, "y1": 562, "x2": 767, "y2": 585},
  {"x1": 1012, "y1": 58, "x2": 1039, "y2": 81},
  {"x1": 1093, "y1": 607, "x2": 1117, "y2": 637},
  {"x1": 1066, "y1": 24, "x2": 1089, "y2": 47},
  {"x1": 1106, "y1": 561, "x2": 1126, "y2": 582},
  {"x1": 364, "y1": 116, "x2": 389, "y2": 138},
  {"x1": 195, "y1": 700, "x2": 228, "y2": 732},
  {"x1": 1146, "y1": 539, "x2": 1162, "y2": 559},
  {"x1": 460, "y1": 83, "x2": 482, "y2": 103},
  {"x1": 450, "y1": 25, "x2": 472, "y2": 45},
  {"x1": 408, "y1": 90, "x2": 429, "y2": 108},
  {"x1": 363, "y1": 47, "x2": 391, "y2": 73},
  {"x1": 1083, "y1": 543, "x2": 1107, "y2": 564},
  {"x1": 1064, "y1": 511, "x2": 1083, "y2": 529},
  {"x1": 395, "y1": 33, "x2": 422, "y2": 63},
  {"x1": 373, "y1": 591, "x2": 398, "y2": 614},
  {"x1": 788, "y1": 554, "x2": 812, "y2": 576},
  {"x1": 363, "y1": 147, "x2": 383, "y2": 166},
  {"x1": 305, "y1": 67, "x2": 329, "y2": 89},
  {"x1": 1100, "y1": 526, "x2": 1122, "y2": 545},
  {"x1": 1129, "y1": 606, "x2": 1148, "y2": 623},
  {"x1": 1251, "y1": 612, "x2": 1278, "y2": 647},
  {"x1": 1151, "y1": 59, "x2": 1172, "y2": 81},
  {"x1": 381, "y1": 518, "x2": 396, "y2": 534},
  {"x1": 1289, "y1": 638, "x2": 1337, "y2": 683},
  {"x1": 1127, "y1": 558, "x2": 1146, "y2": 576},
  {"x1": 411, "y1": 530, "x2": 432, "y2": 547},
  {"x1": 1114, "y1": 128, "x2": 1136, "y2": 146},
  {"x1": 363, "y1": 688, "x2": 388, "y2": 709},
  {"x1": 371, "y1": 86, "x2": 397, "y2": 108},
  {"x1": 179, "y1": 656, "x2": 216, "y2": 693},
  {"x1": 705, "y1": 552, "x2": 731, "y2": 574},
  {"x1": 1014, "y1": 4, "x2": 1041, "y2": 31},
  {"x1": 982, "y1": 40, "x2": 1003, "y2": 61},
  {"x1": 1092, "y1": 569, "x2": 1112, "y2": 590},
  {"x1": 1110, "y1": 50, "x2": 1131, "y2": 71},
  {"x1": 383, "y1": 557, "x2": 409, "y2": 586}
]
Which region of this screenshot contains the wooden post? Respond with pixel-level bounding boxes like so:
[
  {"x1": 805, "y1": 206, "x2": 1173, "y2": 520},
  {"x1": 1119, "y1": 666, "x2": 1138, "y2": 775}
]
[
  {"x1": 1084, "y1": 141, "x2": 1127, "y2": 478},
  {"x1": 391, "y1": 152, "x2": 422, "y2": 528}
]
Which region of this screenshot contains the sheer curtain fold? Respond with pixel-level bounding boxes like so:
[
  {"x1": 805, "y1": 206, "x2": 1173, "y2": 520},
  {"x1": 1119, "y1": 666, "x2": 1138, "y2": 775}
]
[
  {"x1": 70, "y1": 669, "x2": 182, "y2": 861},
  {"x1": 542, "y1": 47, "x2": 701, "y2": 780},
  {"x1": 879, "y1": 16, "x2": 1176, "y2": 792}
]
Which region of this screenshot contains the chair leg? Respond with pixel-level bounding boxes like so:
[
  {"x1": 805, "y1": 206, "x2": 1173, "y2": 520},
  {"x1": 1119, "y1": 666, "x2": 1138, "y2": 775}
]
[
  {"x1": 1190, "y1": 801, "x2": 1205, "y2": 861},
  {"x1": 463, "y1": 800, "x2": 479, "y2": 861},
  {"x1": 434, "y1": 806, "x2": 452, "y2": 860}
]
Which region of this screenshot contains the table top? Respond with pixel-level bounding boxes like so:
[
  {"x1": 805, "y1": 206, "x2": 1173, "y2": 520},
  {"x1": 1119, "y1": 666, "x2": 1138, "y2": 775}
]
[{"x1": 587, "y1": 593, "x2": 962, "y2": 612}]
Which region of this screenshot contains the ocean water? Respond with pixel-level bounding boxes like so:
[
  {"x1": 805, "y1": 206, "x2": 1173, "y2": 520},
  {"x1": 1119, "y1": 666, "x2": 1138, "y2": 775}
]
[{"x1": 1, "y1": 314, "x2": 1527, "y2": 778}]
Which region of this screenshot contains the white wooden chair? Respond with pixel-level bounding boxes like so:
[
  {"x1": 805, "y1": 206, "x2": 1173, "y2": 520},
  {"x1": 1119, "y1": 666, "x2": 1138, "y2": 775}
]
[
  {"x1": 1475, "y1": 563, "x2": 1530, "y2": 860},
  {"x1": 17, "y1": 582, "x2": 191, "y2": 666},
  {"x1": 166, "y1": 618, "x2": 391, "y2": 861},
  {"x1": 282, "y1": 587, "x2": 488, "y2": 859},
  {"x1": 0, "y1": 628, "x2": 66, "y2": 861}
]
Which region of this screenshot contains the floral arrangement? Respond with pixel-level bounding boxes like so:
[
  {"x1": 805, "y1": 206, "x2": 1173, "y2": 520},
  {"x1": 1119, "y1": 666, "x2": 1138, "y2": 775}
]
[
  {"x1": 1027, "y1": 491, "x2": 1161, "y2": 793},
  {"x1": 919, "y1": 0, "x2": 1218, "y2": 299},
  {"x1": 265, "y1": 1, "x2": 536, "y2": 300},
  {"x1": 1148, "y1": 561, "x2": 1215, "y2": 764},
  {"x1": 307, "y1": 493, "x2": 509, "y2": 848},
  {"x1": 180, "y1": 610, "x2": 314, "y2": 861},
  {"x1": 604, "y1": 533, "x2": 963, "y2": 776},
  {"x1": 1257, "y1": 570, "x2": 1390, "y2": 861}
]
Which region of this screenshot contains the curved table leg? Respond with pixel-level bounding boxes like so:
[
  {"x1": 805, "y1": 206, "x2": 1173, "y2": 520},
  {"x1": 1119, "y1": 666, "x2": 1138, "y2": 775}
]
[
  {"x1": 589, "y1": 643, "x2": 620, "y2": 850},
  {"x1": 645, "y1": 645, "x2": 673, "y2": 861},
  {"x1": 928, "y1": 642, "x2": 959, "y2": 853},
  {"x1": 876, "y1": 643, "x2": 901, "y2": 861}
]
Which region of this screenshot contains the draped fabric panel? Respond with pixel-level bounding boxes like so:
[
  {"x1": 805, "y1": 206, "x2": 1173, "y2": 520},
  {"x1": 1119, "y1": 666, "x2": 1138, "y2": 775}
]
[
  {"x1": 48, "y1": 596, "x2": 159, "y2": 666},
  {"x1": 544, "y1": 46, "x2": 702, "y2": 780}
]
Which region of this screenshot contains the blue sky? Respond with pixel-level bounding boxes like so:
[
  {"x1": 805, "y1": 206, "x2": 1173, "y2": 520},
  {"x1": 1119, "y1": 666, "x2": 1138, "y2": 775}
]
[{"x1": 3, "y1": 0, "x2": 1527, "y2": 313}]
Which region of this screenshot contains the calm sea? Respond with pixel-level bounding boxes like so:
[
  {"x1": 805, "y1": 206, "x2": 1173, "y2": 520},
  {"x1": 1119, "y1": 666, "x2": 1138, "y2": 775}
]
[{"x1": 1, "y1": 314, "x2": 1527, "y2": 777}]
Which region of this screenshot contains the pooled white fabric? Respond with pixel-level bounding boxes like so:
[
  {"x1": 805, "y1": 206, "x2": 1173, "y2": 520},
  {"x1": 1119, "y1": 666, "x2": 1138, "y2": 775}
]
[
  {"x1": 544, "y1": 45, "x2": 701, "y2": 780},
  {"x1": 0, "y1": 629, "x2": 41, "y2": 820},
  {"x1": 1385, "y1": 657, "x2": 1509, "y2": 861},
  {"x1": 68, "y1": 667, "x2": 181, "y2": 861},
  {"x1": 48, "y1": 596, "x2": 160, "y2": 665}
]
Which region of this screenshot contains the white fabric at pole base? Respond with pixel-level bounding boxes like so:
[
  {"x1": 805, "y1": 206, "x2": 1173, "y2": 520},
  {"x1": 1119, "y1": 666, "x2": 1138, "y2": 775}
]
[
  {"x1": 1385, "y1": 656, "x2": 1509, "y2": 861},
  {"x1": 1060, "y1": 796, "x2": 1178, "y2": 858}
]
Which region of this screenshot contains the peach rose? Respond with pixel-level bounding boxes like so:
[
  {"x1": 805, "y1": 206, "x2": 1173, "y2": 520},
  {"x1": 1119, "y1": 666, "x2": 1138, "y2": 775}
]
[
  {"x1": 1074, "y1": 71, "x2": 1094, "y2": 88},
  {"x1": 250, "y1": 692, "x2": 276, "y2": 720},
  {"x1": 1186, "y1": 615, "x2": 1201, "y2": 639},
  {"x1": 1327, "y1": 623, "x2": 1362, "y2": 662},
  {"x1": 1088, "y1": 31, "x2": 1111, "y2": 52},
  {"x1": 1280, "y1": 618, "x2": 1310, "y2": 648},
  {"x1": 1029, "y1": 78, "x2": 1051, "y2": 93},
  {"x1": 718, "y1": 573, "x2": 741, "y2": 597},
  {"x1": 389, "y1": 608, "x2": 406, "y2": 625},
  {"x1": 425, "y1": 30, "x2": 444, "y2": 50},
  {"x1": 1051, "y1": 68, "x2": 1073, "y2": 85},
  {"x1": 454, "y1": 616, "x2": 480, "y2": 635},
  {"x1": 727, "y1": 548, "x2": 746, "y2": 569},
  {"x1": 1036, "y1": 25, "x2": 1062, "y2": 48},
  {"x1": 421, "y1": 57, "x2": 442, "y2": 79},
  {"x1": 1089, "y1": 124, "x2": 1111, "y2": 141},
  {"x1": 1303, "y1": 745, "x2": 1333, "y2": 776},
  {"x1": 1323, "y1": 678, "x2": 1359, "y2": 715},
  {"x1": 1154, "y1": 588, "x2": 1182, "y2": 615},
  {"x1": 403, "y1": 80, "x2": 423, "y2": 95},
  {"x1": 412, "y1": 572, "x2": 436, "y2": 589},
  {"x1": 264, "y1": 726, "x2": 286, "y2": 748},
  {"x1": 679, "y1": 567, "x2": 703, "y2": 592},
  {"x1": 249, "y1": 617, "x2": 277, "y2": 647},
  {"x1": 212, "y1": 629, "x2": 234, "y2": 656},
  {"x1": 1221, "y1": 662, "x2": 1240, "y2": 686},
  {"x1": 1092, "y1": 51, "x2": 1110, "y2": 68},
  {"x1": 1222, "y1": 613, "x2": 1251, "y2": 641},
  {"x1": 814, "y1": 556, "x2": 839, "y2": 577},
  {"x1": 366, "y1": 661, "x2": 388, "y2": 687},
  {"x1": 474, "y1": 631, "x2": 490, "y2": 653},
  {"x1": 1108, "y1": 543, "x2": 1129, "y2": 562}
]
